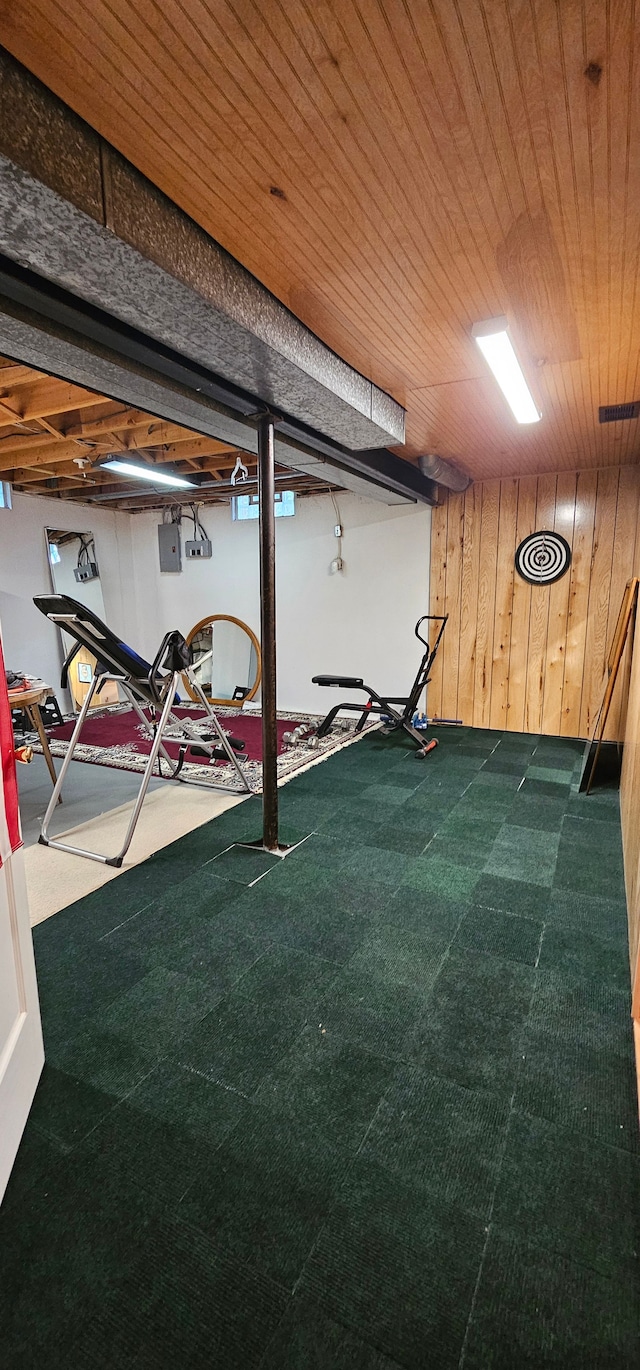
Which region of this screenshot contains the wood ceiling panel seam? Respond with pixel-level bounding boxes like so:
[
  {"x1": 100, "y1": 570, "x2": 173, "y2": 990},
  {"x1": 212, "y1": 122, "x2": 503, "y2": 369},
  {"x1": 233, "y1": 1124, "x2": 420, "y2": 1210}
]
[
  {"x1": 316, "y1": 0, "x2": 500, "y2": 320},
  {"x1": 397, "y1": 0, "x2": 510, "y2": 244},
  {"x1": 205, "y1": 0, "x2": 501, "y2": 367},
  {"x1": 123, "y1": 0, "x2": 457, "y2": 361},
  {"x1": 440, "y1": 0, "x2": 529, "y2": 221},
  {"x1": 210, "y1": 0, "x2": 496, "y2": 375},
  {"x1": 476, "y1": 0, "x2": 547, "y2": 215},
  {"x1": 53, "y1": 0, "x2": 476, "y2": 380}
]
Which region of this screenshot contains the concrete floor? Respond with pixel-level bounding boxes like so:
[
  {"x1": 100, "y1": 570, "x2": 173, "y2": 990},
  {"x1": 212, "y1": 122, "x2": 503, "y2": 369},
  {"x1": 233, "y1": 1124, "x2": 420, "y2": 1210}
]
[
  {"x1": 18, "y1": 753, "x2": 248, "y2": 926},
  {"x1": 17, "y1": 752, "x2": 163, "y2": 847}
]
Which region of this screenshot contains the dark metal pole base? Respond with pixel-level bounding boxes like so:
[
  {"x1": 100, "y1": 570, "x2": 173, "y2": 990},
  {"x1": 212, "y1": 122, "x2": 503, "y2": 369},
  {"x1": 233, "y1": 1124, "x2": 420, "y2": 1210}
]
[{"x1": 236, "y1": 835, "x2": 311, "y2": 860}]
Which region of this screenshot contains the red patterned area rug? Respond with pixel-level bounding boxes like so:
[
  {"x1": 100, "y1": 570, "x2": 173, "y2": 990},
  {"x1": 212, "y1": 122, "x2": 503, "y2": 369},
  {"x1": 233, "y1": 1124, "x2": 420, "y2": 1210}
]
[{"x1": 32, "y1": 705, "x2": 374, "y2": 791}]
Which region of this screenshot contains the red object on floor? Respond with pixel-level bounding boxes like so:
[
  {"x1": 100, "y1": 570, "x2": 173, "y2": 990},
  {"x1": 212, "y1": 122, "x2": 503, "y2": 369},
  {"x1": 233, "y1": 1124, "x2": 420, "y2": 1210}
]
[
  {"x1": 42, "y1": 706, "x2": 302, "y2": 767},
  {"x1": 0, "y1": 639, "x2": 22, "y2": 864}
]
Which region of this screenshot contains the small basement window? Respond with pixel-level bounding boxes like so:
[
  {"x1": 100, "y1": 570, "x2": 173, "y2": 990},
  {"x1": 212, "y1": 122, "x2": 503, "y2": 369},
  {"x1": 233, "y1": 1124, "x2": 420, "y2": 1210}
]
[{"x1": 232, "y1": 490, "x2": 296, "y2": 521}]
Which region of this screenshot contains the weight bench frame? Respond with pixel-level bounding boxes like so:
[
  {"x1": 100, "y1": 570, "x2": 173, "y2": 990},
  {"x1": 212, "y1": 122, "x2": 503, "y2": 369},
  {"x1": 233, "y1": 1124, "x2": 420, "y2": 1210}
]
[
  {"x1": 34, "y1": 593, "x2": 252, "y2": 867},
  {"x1": 312, "y1": 614, "x2": 447, "y2": 755}
]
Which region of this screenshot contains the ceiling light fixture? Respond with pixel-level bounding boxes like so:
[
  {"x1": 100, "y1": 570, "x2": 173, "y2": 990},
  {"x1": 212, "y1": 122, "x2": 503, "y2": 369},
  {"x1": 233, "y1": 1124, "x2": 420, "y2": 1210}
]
[
  {"x1": 100, "y1": 458, "x2": 197, "y2": 489},
  {"x1": 472, "y1": 316, "x2": 541, "y2": 424}
]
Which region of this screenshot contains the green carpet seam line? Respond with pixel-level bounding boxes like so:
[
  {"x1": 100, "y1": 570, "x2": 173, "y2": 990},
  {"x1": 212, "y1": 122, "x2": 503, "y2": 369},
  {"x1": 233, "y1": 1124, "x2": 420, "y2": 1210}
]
[{"x1": 458, "y1": 919, "x2": 547, "y2": 1368}]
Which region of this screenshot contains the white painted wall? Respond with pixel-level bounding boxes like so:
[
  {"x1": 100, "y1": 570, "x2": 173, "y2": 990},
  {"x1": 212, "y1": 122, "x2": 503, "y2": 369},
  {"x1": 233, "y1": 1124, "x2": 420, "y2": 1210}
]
[
  {"x1": 130, "y1": 492, "x2": 431, "y2": 715},
  {"x1": 0, "y1": 489, "x2": 431, "y2": 718},
  {"x1": 0, "y1": 491, "x2": 137, "y2": 704}
]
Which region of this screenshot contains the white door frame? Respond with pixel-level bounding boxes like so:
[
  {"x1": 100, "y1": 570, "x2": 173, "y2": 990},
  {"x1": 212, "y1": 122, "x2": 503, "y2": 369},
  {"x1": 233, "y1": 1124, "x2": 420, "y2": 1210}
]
[{"x1": 0, "y1": 634, "x2": 44, "y2": 1205}]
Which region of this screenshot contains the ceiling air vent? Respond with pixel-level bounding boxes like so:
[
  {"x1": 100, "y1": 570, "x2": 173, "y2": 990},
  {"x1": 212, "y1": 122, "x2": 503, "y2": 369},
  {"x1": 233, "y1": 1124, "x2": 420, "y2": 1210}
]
[{"x1": 599, "y1": 401, "x2": 640, "y2": 423}]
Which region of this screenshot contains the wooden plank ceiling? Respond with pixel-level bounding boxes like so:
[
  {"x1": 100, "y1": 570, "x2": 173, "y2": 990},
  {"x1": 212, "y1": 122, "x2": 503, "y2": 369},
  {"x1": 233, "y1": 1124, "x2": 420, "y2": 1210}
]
[
  {"x1": 3, "y1": 0, "x2": 639, "y2": 482},
  {"x1": 0, "y1": 356, "x2": 328, "y2": 508}
]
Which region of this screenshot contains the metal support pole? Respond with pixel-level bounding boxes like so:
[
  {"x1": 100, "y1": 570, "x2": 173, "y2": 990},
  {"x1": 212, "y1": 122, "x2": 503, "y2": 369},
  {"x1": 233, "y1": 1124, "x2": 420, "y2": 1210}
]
[{"x1": 258, "y1": 412, "x2": 279, "y2": 850}]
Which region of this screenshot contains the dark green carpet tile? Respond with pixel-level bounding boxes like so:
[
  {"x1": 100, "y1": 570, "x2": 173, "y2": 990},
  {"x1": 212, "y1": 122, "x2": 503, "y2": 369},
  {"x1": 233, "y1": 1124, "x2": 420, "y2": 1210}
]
[
  {"x1": 484, "y1": 823, "x2": 560, "y2": 886},
  {"x1": 23, "y1": 1063, "x2": 118, "y2": 1152},
  {"x1": 426, "y1": 832, "x2": 494, "y2": 869},
  {"x1": 299, "y1": 1160, "x2": 486, "y2": 1370},
  {"x1": 35, "y1": 942, "x2": 146, "y2": 1052},
  {"x1": 454, "y1": 905, "x2": 543, "y2": 965},
  {"x1": 463, "y1": 1227, "x2": 640, "y2": 1369},
  {"x1": 546, "y1": 887, "x2": 629, "y2": 941},
  {"x1": 217, "y1": 883, "x2": 373, "y2": 966},
  {"x1": 566, "y1": 788, "x2": 621, "y2": 822},
  {"x1": 254, "y1": 1025, "x2": 395, "y2": 1149},
  {"x1": 409, "y1": 947, "x2": 535, "y2": 1095},
  {"x1": 402, "y1": 854, "x2": 481, "y2": 900},
  {"x1": 472, "y1": 769, "x2": 524, "y2": 792},
  {"x1": 97, "y1": 964, "x2": 226, "y2": 1055},
  {"x1": 516, "y1": 1029, "x2": 640, "y2": 1152},
  {"x1": 527, "y1": 762, "x2": 575, "y2": 785},
  {"x1": 45, "y1": 1024, "x2": 156, "y2": 1099},
  {"x1": 320, "y1": 810, "x2": 434, "y2": 855},
  {"x1": 474, "y1": 872, "x2": 551, "y2": 919},
  {"x1": 465, "y1": 1227, "x2": 640, "y2": 1364},
  {"x1": 538, "y1": 923, "x2": 630, "y2": 989},
  {"x1": 260, "y1": 1295, "x2": 403, "y2": 1368},
  {"x1": 519, "y1": 774, "x2": 572, "y2": 798},
  {"x1": 0, "y1": 1121, "x2": 66, "y2": 1215},
  {"x1": 171, "y1": 947, "x2": 338, "y2": 1093},
  {"x1": 179, "y1": 1108, "x2": 349, "y2": 1287},
  {"x1": 361, "y1": 1067, "x2": 510, "y2": 1219},
  {"x1": 438, "y1": 813, "x2": 505, "y2": 845},
  {"x1": 384, "y1": 887, "x2": 467, "y2": 940},
  {"x1": 505, "y1": 791, "x2": 567, "y2": 832},
  {"x1": 554, "y1": 836, "x2": 626, "y2": 900},
  {"x1": 125, "y1": 1058, "x2": 254, "y2": 1146},
  {"x1": 314, "y1": 964, "x2": 428, "y2": 1061},
  {"x1": 4, "y1": 724, "x2": 640, "y2": 1367},
  {"x1": 481, "y1": 753, "x2": 531, "y2": 775},
  {"x1": 346, "y1": 923, "x2": 449, "y2": 992},
  {"x1": 528, "y1": 970, "x2": 634, "y2": 1054},
  {"x1": 70, "y1": 1216, "x2": 290, "y2": 1370},
  {"x1": 493, "y1": 1110, "x2": 640, "y2": 1278},
  {"x1": 0, "y1": 1150, "x2": 167, "y2": 1365}
]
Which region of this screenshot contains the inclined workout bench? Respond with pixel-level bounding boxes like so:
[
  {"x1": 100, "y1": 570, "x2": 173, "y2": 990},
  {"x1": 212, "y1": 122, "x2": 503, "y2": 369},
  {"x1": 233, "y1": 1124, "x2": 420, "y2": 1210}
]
[
  {"x1": 34, "y1": 593, "x2": 251, "y2": 866},
  {"x1": 312, "y1": 614, "x2": 448, "y2": 757}
]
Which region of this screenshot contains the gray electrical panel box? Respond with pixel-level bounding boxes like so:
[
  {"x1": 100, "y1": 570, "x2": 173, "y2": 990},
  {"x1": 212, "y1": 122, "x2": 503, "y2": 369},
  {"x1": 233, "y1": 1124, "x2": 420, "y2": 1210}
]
[
  {"x1": 158, "y1": 522, "x2": 182, "y2": 572},
  {"x1": 185, "y1": 539, "x2": 212, "y2": 559},
  {"x1": 74, "y1": 562, "x2": 100, "y2": 583}
]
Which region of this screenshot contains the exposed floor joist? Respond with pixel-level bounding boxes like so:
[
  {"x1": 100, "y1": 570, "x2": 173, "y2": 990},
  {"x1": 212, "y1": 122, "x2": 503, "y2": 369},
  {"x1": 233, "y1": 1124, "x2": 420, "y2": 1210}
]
[{"x1": 0, "y1": 354, "x2": 337, "y2": 508}]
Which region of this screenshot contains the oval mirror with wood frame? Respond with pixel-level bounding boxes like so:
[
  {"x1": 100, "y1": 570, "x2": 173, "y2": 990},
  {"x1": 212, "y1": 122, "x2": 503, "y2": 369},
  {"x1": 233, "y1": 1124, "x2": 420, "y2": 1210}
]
[{"x1": 183, "y1": 614, "x2": 262, "y2": 708}]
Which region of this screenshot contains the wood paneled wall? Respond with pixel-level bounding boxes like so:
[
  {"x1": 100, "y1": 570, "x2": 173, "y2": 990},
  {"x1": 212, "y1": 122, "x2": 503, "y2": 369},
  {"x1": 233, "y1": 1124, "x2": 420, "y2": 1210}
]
[{"x1": 429, "y1": 467, "x2": 640, "y2": 739}]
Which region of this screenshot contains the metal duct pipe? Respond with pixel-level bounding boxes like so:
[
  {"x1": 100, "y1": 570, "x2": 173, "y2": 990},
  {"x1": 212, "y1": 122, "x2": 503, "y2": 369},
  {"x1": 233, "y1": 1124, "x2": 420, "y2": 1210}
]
[{"x1": 418, "y1": 454, "x2": 471, "y2": 493}]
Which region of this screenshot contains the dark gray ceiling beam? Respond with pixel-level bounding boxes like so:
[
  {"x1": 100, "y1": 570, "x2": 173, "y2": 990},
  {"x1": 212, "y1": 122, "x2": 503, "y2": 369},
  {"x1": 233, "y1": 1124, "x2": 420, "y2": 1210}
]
[{"x1": 0, "y1": 47, "x2": 404, "y2": 452}]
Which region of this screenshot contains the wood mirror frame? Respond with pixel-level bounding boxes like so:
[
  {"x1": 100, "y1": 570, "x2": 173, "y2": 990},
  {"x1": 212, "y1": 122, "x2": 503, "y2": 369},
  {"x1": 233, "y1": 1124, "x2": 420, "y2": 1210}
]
[{"x1": 183, "y1": 613, "x2": 262, "y2": 708}]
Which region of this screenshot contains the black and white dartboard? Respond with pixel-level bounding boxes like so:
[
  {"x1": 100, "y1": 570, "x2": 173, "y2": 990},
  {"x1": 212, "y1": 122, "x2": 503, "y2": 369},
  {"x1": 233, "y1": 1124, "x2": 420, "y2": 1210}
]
[{"x1": 515, "y1": 531, "x2": 572, "y2": 585}]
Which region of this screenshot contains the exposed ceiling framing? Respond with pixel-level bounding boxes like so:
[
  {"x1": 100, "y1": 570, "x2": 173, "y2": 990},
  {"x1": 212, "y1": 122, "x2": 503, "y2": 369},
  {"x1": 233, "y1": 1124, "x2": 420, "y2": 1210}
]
[{"x1": 0, "y1": 355, "x2": 336, "y2": 509}]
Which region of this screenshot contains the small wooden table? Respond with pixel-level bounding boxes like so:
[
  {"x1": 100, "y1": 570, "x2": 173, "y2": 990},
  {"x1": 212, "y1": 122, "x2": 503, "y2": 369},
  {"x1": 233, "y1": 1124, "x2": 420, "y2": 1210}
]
[{"x1": 9, "y1": 682, "x2": 60, "y2": 798}]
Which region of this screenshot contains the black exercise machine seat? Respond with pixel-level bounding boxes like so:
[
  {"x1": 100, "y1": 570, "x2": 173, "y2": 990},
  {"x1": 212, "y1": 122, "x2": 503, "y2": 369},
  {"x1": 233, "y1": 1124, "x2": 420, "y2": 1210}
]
[{"x1": 312, "y1": 675, "x2": 364, "y2": 689}]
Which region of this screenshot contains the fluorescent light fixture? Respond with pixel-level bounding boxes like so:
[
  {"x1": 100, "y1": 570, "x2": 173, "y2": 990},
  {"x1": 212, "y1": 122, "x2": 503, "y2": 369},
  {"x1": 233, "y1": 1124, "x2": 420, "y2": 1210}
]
[
  {"x1": 100, "y1": 458, "x2": 197, "y2": 489},
  {"x1": 472, "y1": 316, "x2": 541, "y2": 424}
]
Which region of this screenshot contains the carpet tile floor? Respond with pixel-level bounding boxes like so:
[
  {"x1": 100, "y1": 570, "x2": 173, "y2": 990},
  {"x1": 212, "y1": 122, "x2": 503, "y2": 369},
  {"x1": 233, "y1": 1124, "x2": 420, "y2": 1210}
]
[{"x1": 1, "y1": 725, "x2": 639, "y2": 1367}]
